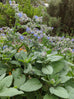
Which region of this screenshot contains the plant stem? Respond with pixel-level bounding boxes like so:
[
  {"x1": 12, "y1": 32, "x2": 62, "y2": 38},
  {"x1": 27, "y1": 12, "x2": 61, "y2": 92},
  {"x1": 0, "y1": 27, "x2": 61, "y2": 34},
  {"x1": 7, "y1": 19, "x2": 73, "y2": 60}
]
[{"x1": 8, "y1": 97, "x2": 10, "y2": 99}]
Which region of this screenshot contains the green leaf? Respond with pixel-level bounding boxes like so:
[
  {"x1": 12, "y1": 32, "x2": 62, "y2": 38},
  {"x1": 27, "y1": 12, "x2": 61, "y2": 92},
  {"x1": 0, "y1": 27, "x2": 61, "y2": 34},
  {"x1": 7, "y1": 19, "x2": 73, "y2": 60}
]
[
  {"x1": 24, "y1": 63, "x2": 32, "y2": 74},
  {"x1": 37, "y1": 60, "x2": 43, "y2": 63},
  {"x1": 50, "y1": 87, "x2": 69, "y2": 98},
  {"x1": 46, "y1": 55, "x2": 63, "y2": 62},
  {"x1": 44, "y1": 94, "x2": 58, "y2": 99},
  {"x1": 65, "y1": 61, "x2": 74, "y2": 67},
  {"x1": 15, "y1": 51, "x2": 27, "y2": 60},
  {"x1": 14, "y1": 75, "x2": 26, "y2": 88},
  {"x1": 65, "y1": 79, "x2": 74, "y2": 88},
  {"x1": 0, "y1": 74, "x2": 6, "y2": 81},
  {"x1": 12, "y1": 68, "x2": 21, "y2": 78},
  {"x1": 41, "y1": 77, "x2": 49, "y2": 83},
  {"x1": 60, "y1": 76, "x2": 72, "y2": 83},
  {"x1": 42, "y1": 65, "x2": 53, "y2": 75},
  {"x1": 1, "y1": 97, "x2": 7, "y2": 99},
  {"x1": 0, "y1": 88, "x2": 24, "y2": 97},
  {"x1": 0, "y1": 68, "x2": 6, "y2": 75},
  {"x1": 66, "y1": 86, "x2": 74, "y2": 99},
  {"x1": 0, "y1": 75, "x2": 13, "y2": 88},
  {"x1": 32, "y1": 68, "x2": 43, "y2": 76},
  {"x1": 20, "y1": 78, "x2": 42, "y2": 92},
  {"x1": 10, "y1": 61, "x2": 21, "y2": 67},
  {"x1": 51, "y1": 60, "x2": 65, "y2": 74}
]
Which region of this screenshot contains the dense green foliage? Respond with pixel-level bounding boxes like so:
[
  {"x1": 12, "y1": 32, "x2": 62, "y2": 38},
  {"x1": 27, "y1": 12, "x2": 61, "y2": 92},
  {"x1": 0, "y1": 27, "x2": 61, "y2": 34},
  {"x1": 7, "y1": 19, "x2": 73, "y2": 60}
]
[
  {"x1": 0, "y1": 3, "x2": 15, "y2": 27},
  {"x1": 15, "y1": 0, "x2": 45, "y2": 18}
]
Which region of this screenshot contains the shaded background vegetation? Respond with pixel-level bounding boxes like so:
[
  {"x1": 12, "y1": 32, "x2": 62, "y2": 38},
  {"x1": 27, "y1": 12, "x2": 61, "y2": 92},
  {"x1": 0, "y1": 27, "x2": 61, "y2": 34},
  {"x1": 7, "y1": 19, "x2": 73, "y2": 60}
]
[{"x1": 45, "y1": 0, "x2": 74, "y2": 36}]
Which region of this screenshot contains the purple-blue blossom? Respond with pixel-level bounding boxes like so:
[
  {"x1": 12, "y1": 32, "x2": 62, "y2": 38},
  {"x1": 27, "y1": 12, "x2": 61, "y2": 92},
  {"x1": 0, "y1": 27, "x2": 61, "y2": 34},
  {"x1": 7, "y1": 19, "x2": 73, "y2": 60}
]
[
  {"x1": 1, "y1": 34, "x2": 5, "y2": 36},
  {"x1": 47, "y1": 37, "x2": 50, "y2": 39},
  {"x1": 34, "y1": 34, "x2": 38, "y2": 37},
  {"x1": 61, "y1": 36, "x2": 64, "y2": 40},
  {"x1": 72, "y1": 49, "x2": 74, "y2": 53},
  {"x1": 51, "y1": 41, "x2": 53, "y2": 43},
  {"x1": 0, "y1": 28, "x2": 2, "y2": 31},
  {"x1": 3, "y1": 45, "x2": 7, "y2": 50},
  {"x1": 39, "y1": 31, "x2": 43, "y2": 33},
  {"x1": 29, "y1": 39, "x2": 32, "y2": 41},
  {"x1": 40, "y1": 34, "x2": 43, "y2": 38},
  {"x1": 34, "y1": 16, "x2": 38, "y2": 19},
  {"x1": 9, "y1": 0, "x2": 12, "y2": 4},
  {"x1": 19, "y1": 36, "x2": 24, "y2": 40},
  {"x1": 71, "y1": 39, "x2": 74, "y2": 42},
  {"x1": 31, "y1": 31, "x2": 34, "y2": 34},
  {"x1": 52, "y1": 27, "x2": 54, "y2": 30},
  {"x1": 37, "y1": 36, "x2": 41, "y2": 39},
  {"x1": 26, "y1": 27, "x2": 31, "y2": 32},
  {"x1": 18, "y1": 13, "x2": 22, "y2": 18}
]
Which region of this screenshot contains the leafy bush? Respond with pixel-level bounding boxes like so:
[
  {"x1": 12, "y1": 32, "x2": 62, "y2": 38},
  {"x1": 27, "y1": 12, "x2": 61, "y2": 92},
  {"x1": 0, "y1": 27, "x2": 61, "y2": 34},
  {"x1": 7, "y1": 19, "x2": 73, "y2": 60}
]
[
  {"x1": 15, "y1": 0, "x2": 45, "y2": 18},
  {"x1": 43, "y1": 13, "x2": 61, "y2": 36},
  {"x1": 0, "y1": 3, "x2": 15, "y2": 27}
]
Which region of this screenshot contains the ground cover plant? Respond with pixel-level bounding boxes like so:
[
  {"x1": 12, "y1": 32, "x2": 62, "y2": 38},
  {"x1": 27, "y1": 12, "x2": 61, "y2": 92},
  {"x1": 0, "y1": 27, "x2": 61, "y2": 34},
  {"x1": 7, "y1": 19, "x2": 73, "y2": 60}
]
[{"x1": 0, "y1": 0, "x2": 74, "y2": 99}]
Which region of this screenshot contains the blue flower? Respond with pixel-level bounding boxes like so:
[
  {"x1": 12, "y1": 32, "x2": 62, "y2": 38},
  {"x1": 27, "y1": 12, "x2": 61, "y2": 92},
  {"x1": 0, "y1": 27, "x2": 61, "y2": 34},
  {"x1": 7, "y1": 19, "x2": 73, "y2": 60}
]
[
  {"x1": 1, "y1": 34, "x2": 5, "y2": 36},
  {"x1": 36, "y1": 28, "x2": 39, "y2": 31},
  {"x1": 19, "y1": 36, "x2": 24, "y2": 40},
  {"x1": 3, "y1": 45, "x2": 7, "y2": 50},
  {"x1": 37, "y1": 36, "x2": 41, "y2": 39},
  {"x1": 72, "y1": 49, "x2": 74, "y2": 53},
  {"x1": 39, "y1": 31, "x2": 43, "y2": 33},
  {"x1": 34, "y1": 15, "x2": 38, "y2": 19},
  {"x1": 61, "y1": 36, "x2": 64, "y2": 40},
  {"x1": 34, "y1": 34, "x2": 38, "y2": 37},
  {"x1": 47, "y1": 37, "x2": 50, "y2": 39},
  {"x1": 52, "y1": 27, "x2": 54, "y2": 30},
  {"x1": 18, "y1": 13, "x2": 22, "y2": 18},
  {"x1": 26, "y1": 27, "x2": 31, "y2": 32},
  {"x1": 29, "y1": 39, "x2": 32, "y2": 41},
  {"x1": 31, "y1": 31, "x2": 34, "y2": 34},
  {"x1": 0, "y1": 28, "x2": 2, "y2": 31},
  {"x1": 71, "y1": 39, "x2": 74, "y2": 42},
  {"x1": 9, "y1": 0, "x2": 12, "y2": 4},
  {"x1": 62, "y1": 36, "x2": 64, "y2": 39},
  {"x1": 51, "y1": 41, "x2": 53, "y2": 43},
  {"x1": 40, "y1": 34, "x2": 43, "y2": 38}
]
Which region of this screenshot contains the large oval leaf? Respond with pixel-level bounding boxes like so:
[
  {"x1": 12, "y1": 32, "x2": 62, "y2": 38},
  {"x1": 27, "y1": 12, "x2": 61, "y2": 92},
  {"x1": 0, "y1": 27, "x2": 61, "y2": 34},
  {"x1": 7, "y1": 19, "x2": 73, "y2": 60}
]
[
  {"x1": 44, "y1": 94, "x2": 58, "y2": 99},
  {"x1": 42, "y1": 65, "x2": 53, "y2": 75},
  {"x1": 51, "y1": 60, "x2": 65, "y2": 74},
  {"x1": 66, "y1": 86, "x2": 74, "y2": 99},
  {"x1": 20, "y1": 78, "x2": 42, "y2": 92},
  {"x1": 1, "y1": 75, "x2": 13, "y2": 88},
  {"x1": 50, "y1": 87, "x2": 69, "y2": 98},
  {"x1": 0, "y1": 88, "x2": 23, "y2": 97},
  {"x1": 14, "y1": 75, "x2": 26, "y2": 88},
  {"x1": 46, "y1": 55, "x2": 63, "y2": 62}
]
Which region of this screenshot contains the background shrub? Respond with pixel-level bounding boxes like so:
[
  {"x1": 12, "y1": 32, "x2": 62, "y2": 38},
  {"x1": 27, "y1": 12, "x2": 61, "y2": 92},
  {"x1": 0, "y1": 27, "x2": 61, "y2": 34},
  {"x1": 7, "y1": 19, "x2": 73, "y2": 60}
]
[
  {"x1": 15, "y1": 0, "x2": 46, "y2": 18},
  {"x1": 0, "y1": 3, "x2": 15, "y2": 27},
  {"x1": 47, "y1": 0, "x2": 74, "y2": 36}
]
